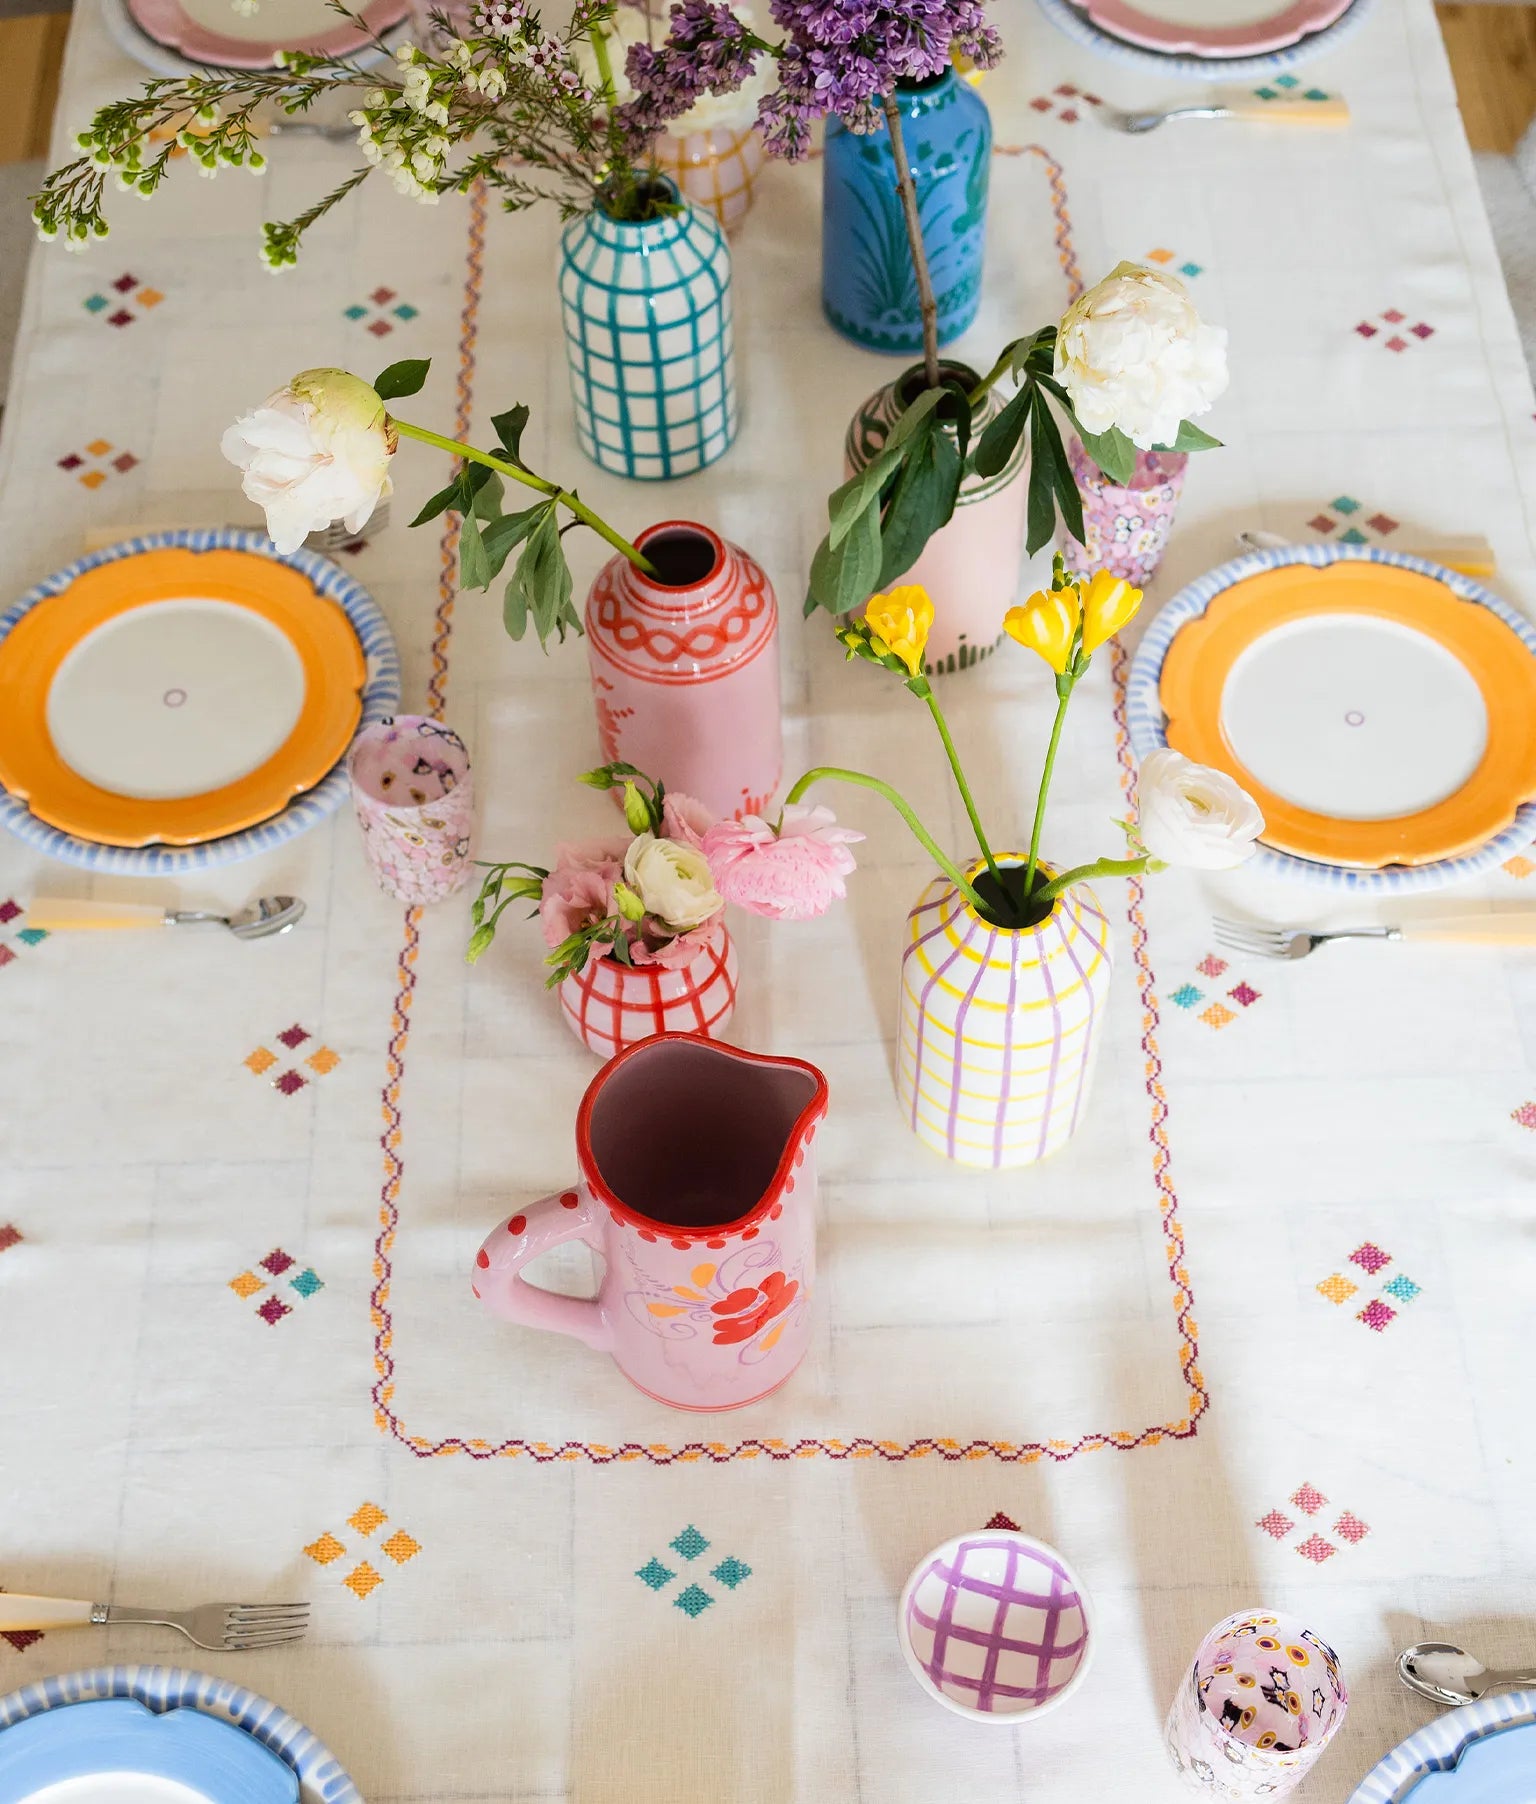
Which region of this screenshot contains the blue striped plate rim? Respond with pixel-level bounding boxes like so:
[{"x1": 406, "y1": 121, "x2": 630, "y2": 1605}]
[
  {"x1": 1348, "y1": 1689, "x2": 1536, "y2": 1802},
  {"x1": 1126, "y1": 542, "x2": 1536, "y2": 894},
  {"x1": 0, "y1": 1665, "x2": 362, "y2": 1803},
  {"x1": 0, "y1": 527, "x2": 400, "y2": 874}
]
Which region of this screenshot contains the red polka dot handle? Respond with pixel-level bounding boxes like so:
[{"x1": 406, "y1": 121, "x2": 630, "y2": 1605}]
[{"x1": 471, "y1": 1187, "x2": 614, "y2": 1354}]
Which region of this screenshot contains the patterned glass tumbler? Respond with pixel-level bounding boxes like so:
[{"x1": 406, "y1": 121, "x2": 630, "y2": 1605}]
[
  {"x1": 558, "y1": 179, "x2": 737, "y2": 481},
  {"x1": 1165, "y1": 1611, "x2": 1347, "y2": 1799},
  {"x1": 1061, "y1": 441, "x2": 1189, "y2": 586},
  {"x1": 652, "y1": 126, "x2": 765, "y2": 233},
  {"x1": 348, "y1": 715, "x2": 474, "y2": 905}
]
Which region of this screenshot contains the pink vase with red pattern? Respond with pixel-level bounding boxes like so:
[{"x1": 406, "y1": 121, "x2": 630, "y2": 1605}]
[
  {"x1": 472, "y1": 1034, "x2": 828, "y2": 1411},
  {"x1": 586, "y1": 521, "x2": 782, "y2": 823},
  {"x1": 559, "y1": 919, "x2": 739, "y2": 1059}
]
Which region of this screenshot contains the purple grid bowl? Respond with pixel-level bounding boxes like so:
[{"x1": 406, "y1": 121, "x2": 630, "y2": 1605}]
[{"x1": 897, "y1": 1530, "x2": 1094, "y2": 1722}]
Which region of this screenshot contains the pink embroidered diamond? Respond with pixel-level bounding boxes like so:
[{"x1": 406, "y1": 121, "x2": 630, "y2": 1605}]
[
  {"x1": 256, "y1": 1296, "x2": 292, "y2": 1325},
  {"x1": 0, "y1": 946, "x2": 15, "y2": 969},
  {"x1": 984, "y1": 1511, "x2": 1022, "y2": 1531},
  {"x1": 0, "y1": 1224, "x2": 21, "y2": 1253},
  {"x1": 1511, "y1": 1102, "x2": 1536, "y2": 1131},
  {"x1": 1355, "y1": 322, "x2": 1378, "y2": 339},
  {"x1": 1334, "y1": 1511, "x2": 1370, "y2": 1544},
  {"x1": 112, "y1": 272, "x2": 137, "y2": 292},
  {"x1": 1296, "y1": 1534, "x2": 1336, "y2": 1564},
  {"x1": 1358, "y1": 1299, "x2": 1397, "y2": 1331},
  {"x1": 273, "y1": 1071, "x2": 308, "y2": 1096},
  {"x1": 1029, "y1": 96, "x2": 1052, "y2": 111},
  {"x1": 369, "y1": 286, "x2": 396, "y2": 305},
  {"x1": 1366, "y1": 513, "x2": 1399, "y2": 534},
  {"x1": 1410, "y1": 323, "x2": 1434, "y2": 339},
  {"x1": 1382, "y1": 309, "x2": 1405, "y2": 323},
  {"x1": 1256, "y1": 1510, "x2": 1294, "y2": 1540},
  {"x1": 1349, "y1": 1241, "x2": 1391, "y2": 1274},
  {"x1": 261, "y1": 1248, "x2": 295, "y2": 1275},
  {"x1": 1309, "y1": 514, "x2": 1336, "y2": 534},
  {"x1": 1059, "y1": 108, "x2": 1079, "y2": 122},
  {"x1": 1386, "y1": 336, "x2": 1409, "y2": 353},
  {"x1": 1195, "y1": 954, "x2": 1228, "y2": 978},
  {"x1": 276, "y1": 1024, "x2": 311, "y2": 1049},
  {"x1": 1290, "y1": 1483, "x2": 1327, "y2": 1516},
  {"x1": 1228, "y1": 983, "x2": 1261, "y2": 1007},
  {"x1": 1, "y1": 1630, "x2": 42, "y2": 1652},
  {"x1": 0, "y1": 899, "x2": 20, "y2": 923}
]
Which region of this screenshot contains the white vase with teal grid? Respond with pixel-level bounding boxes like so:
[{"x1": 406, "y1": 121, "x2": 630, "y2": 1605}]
[{"x1": 558, "y1": 184, "x2": 737, "y2": 481}]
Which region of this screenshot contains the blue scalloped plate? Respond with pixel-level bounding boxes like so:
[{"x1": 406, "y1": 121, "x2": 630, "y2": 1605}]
[
  {"x1": 1350, "y1": 1693, "x2": 1536, "y2": 1803},
  {"x1": 1033, "y1": 0, "x2": 1376, "y2": 79},
  {"x1": 0, "y1": 529, "x2": 399, "y2": 874},
  {"x1": 0, "y1": 1669, "x2": 361, "y2": 1804}
]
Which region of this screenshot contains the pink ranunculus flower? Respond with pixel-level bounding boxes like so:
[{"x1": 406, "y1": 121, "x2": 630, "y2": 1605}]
[
  {"x1": 539, "y1": 840, "x2": 626, "y2": 949},
  {"x1": 631, "y1": 919, "x2": 718, "y2": 969},
  {"x1": 702, "y1": 804, "x2": 862, "y2": 921},
  {"x1": 661, "y1": 791, "x2": 716, "y2": 851}
]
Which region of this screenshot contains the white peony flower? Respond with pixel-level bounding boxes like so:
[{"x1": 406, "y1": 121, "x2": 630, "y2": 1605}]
[
  {"x1": 221, "y1": 368, "x2": 395, "y2": 555},
  {"x1": 1056, "y1": 262, "x2": 1228, "y2": 451},
  {"x1": 623, "y1": 833, "x2": 722, "y2": 931},
  {"x1": 1137, "y1": 749, "x2": 1264, "y2": 871}
]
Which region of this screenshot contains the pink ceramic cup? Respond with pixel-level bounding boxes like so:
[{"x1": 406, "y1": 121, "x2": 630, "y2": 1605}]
[
  {"x1": 348, "y1": 714, "x2": 473, "y2": 905},
  {"x1": 472, "y1": 1034, "x2": 828, "y2": 1412}
]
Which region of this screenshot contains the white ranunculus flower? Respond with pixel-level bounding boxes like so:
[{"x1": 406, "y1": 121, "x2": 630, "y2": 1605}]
[
  {"x1": 1137, "y1": 749, "x2": 1264, "y2": 870},
  {"x1": 1056, "y1": 262, "x2": 1229, "y2": 451},
  {"x1": 221, "y1": 368, "x2": 395, "y2": 555},
  {"x1": 623, "y1": 833, "x2": 722, "y2": 931}
]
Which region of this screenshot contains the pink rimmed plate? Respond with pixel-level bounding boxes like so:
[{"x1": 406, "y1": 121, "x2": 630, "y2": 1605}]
[
  {"x1": 124, "y1": 0, "x2": 409, "y2": 69},
  {"x1": 1072, "y1": 0, "x2": 1351, "y2": 57}
]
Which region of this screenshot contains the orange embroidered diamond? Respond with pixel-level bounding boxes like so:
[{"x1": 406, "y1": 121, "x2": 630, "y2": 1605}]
[
  {"x1": 343, "y1": 1562, "x2": 382, "y2": 1599},
  {"x1": 1504, "y1": 855, "x2": 1536, "y2": 879},
  {"x1": 245, "y1": 1047, "x2": 277, "y2": 1075},
  {"x1": 304, "y1": 1532, "x2": 346, "y2": 1566},
  {"x1": 86, "y1": 439, "x2": 112, "y2": 457},
  {"x1": 306, "y1": 1047, "x2": 341, "y2": 1076},
  {"x1": 79, "y1": 470, "x2": 106, "y2": 490},
  {"x1": 348, "y1": 1502, "x2": 387, "y2": 1537},
  {"x1": 1316, "y1": 1273, "x2": 1357, "y2": 1306},
  {"x1": 228, "y1": 1271, "x2": 265, "y2": 1299},
  {"x1": 380, "y1": 1530, "x2": 420, "y2": 1565},
  {"x1": 1146, "y1": 248, "x2": 1175, "y2": 263},
  {"x1": 137, "y1": 288, "x2": 164, "y2": 307},
  {"x1": 1199, "y1": 1003, "x2": 1237, "y2": 1030}
]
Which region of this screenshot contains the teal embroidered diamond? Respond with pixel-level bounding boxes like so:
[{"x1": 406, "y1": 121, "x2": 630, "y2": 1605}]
[
  {"x1": 710, "y1": 1557, "x2": 751, "y2": 1589},
  {"x1": 83, "y1": 294, "x2": 109, "y2": 313},
  {"x1": 636, "y1": 1558, "x2": 675, "y2": 1591},
  {"x1": 392, "y1": 304, "x2": 419, "y2": 321},
  {"x1": 1171, "y1": 984, "x2": 1203, "y2": 1009},
  {"x1": 1179, "y1": 262, "x2": 1203, "y2": 279},
  {"x1": 1331, "y1": 495, "x2": 1362, "y2": 514},
  {"x1": 674, "y1": 1584, "x2": 713, "y2": 1618},
  {"x1": 290, "y1": 1268, "x2": 324, "y2": 1298},
  {"x1": 670, "y1": 1525, "x2": 710, "y2": 1561},
  {"x1": 343, "y1": 304, "x2": 368, "y2": 320},
  {"x1": 1304, "y1": 88, "x2": 1329, "y2": 101},
  {"x1": 1382, "y1": 1273, "x2": 1420, "y2": 1303},
  {"x1": 1340, "y1": 527, "x2": 1368, "y2": 545},
  {"x1": 1276, "y1": 73, "x2": 1299, "y2": 88},
  {"x1": 16, "y1": 928, "x2": 47, "y2": 945},
  {"x1": 1254, "y1": 86, "x2": 1278, "y2": 100}
]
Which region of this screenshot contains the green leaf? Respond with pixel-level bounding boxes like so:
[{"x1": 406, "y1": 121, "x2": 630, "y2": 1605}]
[
  {"x1": 828, "y1": 389, "x2": 945, "y2": 547},
  {"x1": 973, "y1": 383, "x2": 1032, "y2": 482},
  {"x1": 502, "y1": 570, "x2": 529, "y2": 641},
  {"x1": 506, "y1": 507, "x2": 575, "y2": 649},
  {"x1": 373, "y1": 358, "x2": 430, "y2": 401},
  {"x1": 1026, "y1": 404, "x2": 1060, "y2": 558},
  {"x1": 490, "y1": 404, "x2": 530, "y2": 464},
  {"x1": 1033, "y1": 395, "x2": 1085, "y2": 547},
  {"x1": 481, "y1": 503, "x2": 547, "y2": 581},
  {"x1": 408, "y1": 477, "x2": 462, "y2": 529},
  {"x1": 1157, "y1": 418, "x2": 1222, "y2": 454},
  {"x1": 876, "y1": 422, "x2": 961, "y2": 590},
  {"x1": 470, "y1": 470, "x2": 504, "y2": 521},
  {"x1": 458, "y1": 508, "x2": 493, "y2": 591},
  {"x1": 808, "y1": 497, "x2": 882, "y2": 618},
  {"x1": 1076, "y1": 424, "x2": 1137, "y2": 486}
]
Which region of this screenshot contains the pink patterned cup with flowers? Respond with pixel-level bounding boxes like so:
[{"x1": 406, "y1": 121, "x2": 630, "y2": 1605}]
[
  {"x1": 472, "y1": 1033, "x2": 828, "y2": 1411},
  {"x1": 349, "y1": 715, "x2": 474, "y2": 905},
  {"x1": 1061, "y1": 439, "x2": 1189, "y2": 586}
]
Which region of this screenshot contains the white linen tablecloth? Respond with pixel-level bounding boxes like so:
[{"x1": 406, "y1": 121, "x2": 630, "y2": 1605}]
[{"x1": 2, "y1": 1, "x2": 1536, "y2": 1796}]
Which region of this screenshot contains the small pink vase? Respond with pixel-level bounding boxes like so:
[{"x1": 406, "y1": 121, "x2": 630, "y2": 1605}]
[
  {"x1": 586, "y1": 521, "x2": 782, "y2": 821},
  {"x1": 559, "y1": 920, "x2": 739, "y2": 1059},
  {"x1": 472, "y1": 1033, "x2": 828, "y2": 1411}
]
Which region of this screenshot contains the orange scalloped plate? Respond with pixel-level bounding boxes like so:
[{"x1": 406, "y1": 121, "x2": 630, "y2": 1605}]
[
  {"x1": 0, "y1": 548, "x2": 365, "y2": 846},
  {"x1": 1159, "y1": 562, "x2": 1536, "y2": 867}
]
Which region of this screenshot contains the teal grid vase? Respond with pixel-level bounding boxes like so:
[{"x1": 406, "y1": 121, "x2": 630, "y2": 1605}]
[
  {"x1": 821, "y1": 70, "x2": 991, "y2": 354},
  {"x1": 558, "y1": 189, "x2": 738, "y2": 481}
]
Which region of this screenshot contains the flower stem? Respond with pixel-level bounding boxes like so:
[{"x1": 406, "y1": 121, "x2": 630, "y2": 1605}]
[
  {"x1": 1032, "y1": 854, "x2": 1149, "y2": 908},
  {"x1": 880, "y1": 93, "x2": 940, "y2": 392},
  {"x1": 392, "y1": 418, "x2": 655, "y2": 574},
  {"x1": 587, "y1": 11, "x2": 618, "y2": 107},
  {"x1": 921, "y1": 689, "x2": 1003, "y2": 891},
  {"x1": 1023, "y1": 683, "x2": 1073, "y2": 900},
  {"x1": 786, "y1": 765, "x2": 988, "y2": 913}
]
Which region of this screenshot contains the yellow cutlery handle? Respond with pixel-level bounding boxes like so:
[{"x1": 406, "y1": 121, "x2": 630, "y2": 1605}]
[
  {"x1": 1226, "y1": 95, "x2": 1350, "y2": 125},
  {"x1": 1400, "y1": 541, "x2": 1496, "y2": 579},
  {"x1": 0, "y1": 1596, "x2": 96, "y2": 1631},
  {"x1": 26, "y1": 898, "x2": 168, "y2": 931},
  {"x1": 1401, "y1": 916, "x2": 1536, "y2": 946}
]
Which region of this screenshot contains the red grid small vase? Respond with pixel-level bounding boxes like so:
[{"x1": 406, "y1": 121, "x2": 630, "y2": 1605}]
[{"x1": 558, "y1": 921, "x2": 739, "y2": 1059}]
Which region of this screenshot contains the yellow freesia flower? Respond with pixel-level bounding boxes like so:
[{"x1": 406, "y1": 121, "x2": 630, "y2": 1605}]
[
  {"x1": 864, "y1": 585, "x2": 934, "y2": 678},
  {"x1": 1079, "y1": 569, "x2": 1143, "y2": 655},
  {"x1": 1003, "y1": 584, "x2": 1081, "y2": 674}
]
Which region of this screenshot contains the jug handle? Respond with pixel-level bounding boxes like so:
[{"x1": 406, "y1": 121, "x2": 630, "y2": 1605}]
[{"x1": 472, "y1": 1187, "x2": 613, "y2": 1353}]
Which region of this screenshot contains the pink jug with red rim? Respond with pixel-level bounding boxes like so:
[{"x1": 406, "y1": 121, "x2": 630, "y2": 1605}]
[{"x1": 473, "y1": 1034, "x2": 828, "y2": 1412}]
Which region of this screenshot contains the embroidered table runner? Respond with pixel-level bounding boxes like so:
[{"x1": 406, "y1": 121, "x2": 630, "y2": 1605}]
[{"x1": 3, "y1": 0, "x2": 1536, "y2": 1796}]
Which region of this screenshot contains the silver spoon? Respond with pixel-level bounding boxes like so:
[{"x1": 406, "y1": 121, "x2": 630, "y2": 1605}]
[
  {"x1": 1398, "y1": 1642, "x2": 1536, "y2": 1707},
  {"x1": 26, "y1": 896, "x2": 305, "y2": 940}
]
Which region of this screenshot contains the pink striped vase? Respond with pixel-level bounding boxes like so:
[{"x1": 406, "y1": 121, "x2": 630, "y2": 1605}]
[
  {"x1": 559, "y1": 920, "x2": 739, "y2": 1059},
  {"x1": 896, "y1": 860, "x2": 1112, "y2": 1169}
]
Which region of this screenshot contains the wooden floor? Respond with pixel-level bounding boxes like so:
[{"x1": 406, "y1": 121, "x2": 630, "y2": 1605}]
[{"x1": 0, "y1": 4, "x2": 1530, "y2": 157}]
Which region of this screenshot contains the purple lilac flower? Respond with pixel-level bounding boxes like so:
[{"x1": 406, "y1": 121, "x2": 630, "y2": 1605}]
[{"x1": 613, "y1": 0, "x2": 763, "y2": 146}]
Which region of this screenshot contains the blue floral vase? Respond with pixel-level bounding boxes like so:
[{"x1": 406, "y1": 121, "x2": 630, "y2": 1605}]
[
  {"x1": 821, "y1": 70, "x2": 991, "y2": 354},
  {"x1": 558, "y1": 180, "x2": 738, "y2": 481}
]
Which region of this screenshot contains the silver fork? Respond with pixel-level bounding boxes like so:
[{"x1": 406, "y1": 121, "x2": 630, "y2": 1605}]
[
  {"x1": 0, "y1": 1593, "x2": 309, "y2": 1652},
  {"x1": 1101, "y1": 95, "x2": 1350, "y2": 134},
  {"x1": 1213, "y1": 912, "x2": 1536, "y2": 960}
]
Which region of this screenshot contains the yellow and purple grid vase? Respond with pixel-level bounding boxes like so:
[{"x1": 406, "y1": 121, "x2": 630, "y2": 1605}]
[
  {"x1": 652, "y1": 127, "x2": 765, "y2": 234},
  {"x1": 896, "y1": 860, "x2": 1112, "y2": 1169}
]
